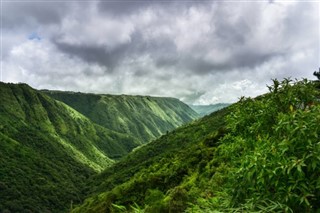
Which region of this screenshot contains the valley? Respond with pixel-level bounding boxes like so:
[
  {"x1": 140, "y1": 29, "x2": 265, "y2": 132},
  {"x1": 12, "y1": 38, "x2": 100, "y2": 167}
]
[
  {"x1": 0, "y1": 82, "x2": 198, "y2": 212},
  {"x1": 1, "y1": 79, "x2": 319, "y2": 212}
]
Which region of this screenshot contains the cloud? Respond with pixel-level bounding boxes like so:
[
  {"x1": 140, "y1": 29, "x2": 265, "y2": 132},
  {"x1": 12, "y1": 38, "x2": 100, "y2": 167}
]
[
  {"x1": 2, "y1": 0, "x2": 319, "y2": 104},
  {"x1": 2, "y1": 1, "x2": 71, "y2": 29}
]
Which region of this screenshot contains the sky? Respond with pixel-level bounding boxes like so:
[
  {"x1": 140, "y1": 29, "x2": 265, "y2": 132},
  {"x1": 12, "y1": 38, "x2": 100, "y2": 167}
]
[{"x1": 1, "y1": 0, "x2": 319, "y2": 105}]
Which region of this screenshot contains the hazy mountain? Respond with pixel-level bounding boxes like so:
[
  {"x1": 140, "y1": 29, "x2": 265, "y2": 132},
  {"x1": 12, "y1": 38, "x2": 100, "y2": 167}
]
[
  {"x1": 189, "y1": 103, "x2": 231, "y2": 117},
  {"x1": 44, "y1": 91, "x2": 199, "y2": 143}
]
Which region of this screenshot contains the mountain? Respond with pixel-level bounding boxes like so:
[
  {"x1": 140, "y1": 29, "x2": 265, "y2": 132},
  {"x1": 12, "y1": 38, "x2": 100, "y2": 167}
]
[
  {"x1": 0, "y1": 82, "x2": 139, "y2": 212},
  {"x1": 72, "y1": 79, "x2": 320, "y2": 213},
  {"x1": 72, "y1": 103, "x2": 229, "y2": 213},
  {"x1": 44, "y1": 91, "x2": 199, "y2": 142},
  {"x1": 189, "y1": 103, "x2": 230, "y2": 117},
  {"x1": 0, "y1": 82, "x2": 199, "y2": 213}
]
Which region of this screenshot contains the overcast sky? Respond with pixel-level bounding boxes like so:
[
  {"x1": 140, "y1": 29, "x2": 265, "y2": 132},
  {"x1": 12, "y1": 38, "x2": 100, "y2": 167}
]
[{"x1": 1, "y1": 0, "x2": 319, "y2": 104}]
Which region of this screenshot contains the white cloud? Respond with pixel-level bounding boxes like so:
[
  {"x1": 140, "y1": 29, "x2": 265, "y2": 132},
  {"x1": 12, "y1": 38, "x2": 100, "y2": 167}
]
[{"x1": 2, "y1": 1, "x2": 319, "y2": 105}]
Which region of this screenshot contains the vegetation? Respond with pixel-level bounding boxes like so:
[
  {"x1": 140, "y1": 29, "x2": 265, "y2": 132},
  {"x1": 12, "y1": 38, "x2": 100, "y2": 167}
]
[
  {"x1": 190, "y1": 103, "x2": 231, "y2": 117},
  {"x1": 2, "y1": 78, "x2": 319, "y2": 212},
  {"x1": 73, "y1": 79, "x2": 320, "y2": 212},
  {"x1": 313, "y1": 68, "x2": 320, "y2": 80},
  {"x1": 0, "y1": 82, "x2": 198, "y2": 212},
  {"x1": 0, "y1": 82, "x2": 139, "y2": 212},
  {"x1": 71, "y1": 102, "x2": 229, "y2": 212},
  {"x1": 44, "y1": 91, "x2": 199, "y2": 143}
]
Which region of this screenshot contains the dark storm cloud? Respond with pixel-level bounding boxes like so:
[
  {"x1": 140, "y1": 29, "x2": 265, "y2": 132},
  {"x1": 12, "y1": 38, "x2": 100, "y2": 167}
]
[
  {"x1": 52, "y1": 30, "x2": 151, "y2": 72},
  {"x1": 147, "y1": 39, "x2": 179, "y2": 68},
  {"x1": 178, "y1": 51, "x2": 282, "y2": 75},
  {"x1": 53, "y1": 25, "x2": 179, "y2": 72},
  {"x1": 53, "y1": 40, "x2": 128, "y2": 72},
  {"x1": 97, "y1": 0, "x2": 153, "y2": 16},
  {"x1": 97, "y1": 0, "x2": 200, "y2": 16},
  {"x1": 49, "y1": 0, "x2": 287, "y2": 75},
  {"x1": 2, "y1": 1, "x2": 71, "y2": 28}
]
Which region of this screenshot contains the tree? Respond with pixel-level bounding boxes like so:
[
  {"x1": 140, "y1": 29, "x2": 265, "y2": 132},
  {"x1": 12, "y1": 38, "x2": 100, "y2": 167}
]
[{"x1": 313, "y1": 68, "x2": 320, "y2": 80}]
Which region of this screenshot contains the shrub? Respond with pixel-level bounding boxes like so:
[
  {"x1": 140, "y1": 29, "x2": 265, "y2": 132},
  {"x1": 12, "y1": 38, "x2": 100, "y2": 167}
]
[{"x1": 220, "y1": 79, "x2": 320, "y2": 212}]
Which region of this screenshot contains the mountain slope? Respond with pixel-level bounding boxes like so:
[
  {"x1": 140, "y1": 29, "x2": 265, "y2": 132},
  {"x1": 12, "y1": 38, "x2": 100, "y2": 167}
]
[
  {"x1": 44, "y1": 91, "x2": 199, "y2": 142},
  {"x1": 190, "y1": 103, "x2": 230, "y2": 117},
  {"x1": 0, "y1": 82, "x2": 139, "y2": 212},
  {"x1": 72, "y1": 104, "x2": 229, "y2": 213},
  {"x1": 73, "y1": 79, "x2": 320, "y2": 213}
]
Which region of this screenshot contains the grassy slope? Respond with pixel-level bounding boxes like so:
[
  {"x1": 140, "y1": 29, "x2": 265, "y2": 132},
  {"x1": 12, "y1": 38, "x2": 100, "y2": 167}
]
[
  {"x1": 45, "y1": 91, "x2": 199, "y2": 143},
  {"x1": 73, "y1": 79, "x2": 320, "y2": 213},
  {"x1": 0, "y1": 82, "x2": 139, "y2": 212},
  {"x1": 72, "y1": 107, "x2": 229, "y2": 212},
  {"x1": 190, "y1": 103, "x2": 231, "y2": 117}
]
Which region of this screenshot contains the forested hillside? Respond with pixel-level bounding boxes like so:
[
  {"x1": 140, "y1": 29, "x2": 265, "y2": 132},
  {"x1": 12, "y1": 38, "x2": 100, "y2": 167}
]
[
  {"x1": 2, "y1": 79, "x2": 318, "y2": 213},
  {"x1": 45, "y1": 91, "x2": 199, "y2": 142},
  {"x1": 0, "y1": 82, "x2": 139, "y2": 212},
  {"x1": 73, "y1": 79, "x2": 320, "y2": 213}
]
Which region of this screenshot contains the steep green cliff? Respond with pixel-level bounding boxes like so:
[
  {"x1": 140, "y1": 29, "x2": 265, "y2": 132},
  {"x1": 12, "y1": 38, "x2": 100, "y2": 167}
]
[
  {"x1": 45, "y1": 91, "x2": 199, "y2": 143},
  {"x1": 0, "y1": 82, "x2": 139, "y2": 212}
]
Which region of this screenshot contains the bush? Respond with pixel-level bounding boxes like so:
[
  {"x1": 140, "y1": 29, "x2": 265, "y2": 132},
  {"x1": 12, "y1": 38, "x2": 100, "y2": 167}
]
[{"x1": 220, "y1": 79, "x2": 320, "y2": 212}]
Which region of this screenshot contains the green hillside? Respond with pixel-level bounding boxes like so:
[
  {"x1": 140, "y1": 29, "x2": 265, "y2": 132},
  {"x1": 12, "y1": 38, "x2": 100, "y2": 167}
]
[
  {"x1": 190, "y1": 103, "x2": 231, "y2": 117},
  {"x1": 44, "y1": 91, "x2": 199, "y2": 142},
  {"x1": 73, "y1": 79, "x2": 320, "y2": 213},
  {"x1": 0, "y1": 82, "x2": 139, "y2": 212}
]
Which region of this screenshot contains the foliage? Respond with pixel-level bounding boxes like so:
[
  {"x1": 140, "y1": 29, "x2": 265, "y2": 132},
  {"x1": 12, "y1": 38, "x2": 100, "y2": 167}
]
[
  {"x1": 2, "y1": 78, "x2": 320, "y2": 213},
  {"x1": 313, "y1": 68, "x2": 320, "y2": 80},
  {"x1": 73, "y1": 78, "x2": 320, "y2": 213},
  {"x1": 45, "y1": 91, "x2": 199, "y2": 143},
  {"x1": 0, "y1": 82, "x2": 137, "y2": 212},
  {"x1": 72, "y1": 105, "x2": 229, "y2": 213},
  {"x1": 216, "y1": 78, "x2": 320, "y2": 212}
]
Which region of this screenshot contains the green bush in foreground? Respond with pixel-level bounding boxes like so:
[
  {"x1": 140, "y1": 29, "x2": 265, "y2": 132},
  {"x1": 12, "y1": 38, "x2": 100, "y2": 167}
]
[{"x1": 216, "y1": 79, "x2": 320, "y2": 212}]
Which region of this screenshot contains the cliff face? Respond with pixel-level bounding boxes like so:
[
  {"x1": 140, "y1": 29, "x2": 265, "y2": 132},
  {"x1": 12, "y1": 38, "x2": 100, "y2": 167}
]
[{"x1": 45, "y1": 91, "x2": 199, "y2": 143}]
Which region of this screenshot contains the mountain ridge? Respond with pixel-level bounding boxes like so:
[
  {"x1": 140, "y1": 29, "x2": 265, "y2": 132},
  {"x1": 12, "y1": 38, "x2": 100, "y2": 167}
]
[
  {"x1": 0, "y1": 82, "x2": 199, "y2": 212},
  {"x1": 44, "y1": 90, "x2": 199, "y2": 143}
]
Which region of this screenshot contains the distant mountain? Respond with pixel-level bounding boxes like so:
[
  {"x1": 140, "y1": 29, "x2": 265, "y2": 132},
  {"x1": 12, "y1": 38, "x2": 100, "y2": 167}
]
[
  {"x1": 0, "y1": 82, "x2": 139, "y2": 212},
  {"x1": 189, "y1": 103, "x2": 231, "y2": 116},
  {"x1": 44, "y1": 91, "x2": 199, "y2": 143}
]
